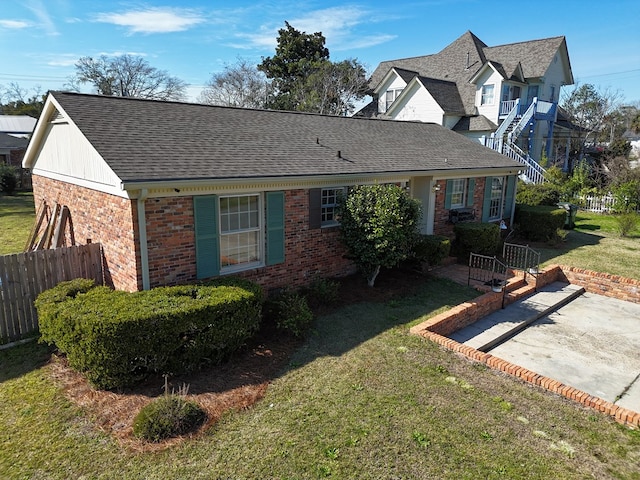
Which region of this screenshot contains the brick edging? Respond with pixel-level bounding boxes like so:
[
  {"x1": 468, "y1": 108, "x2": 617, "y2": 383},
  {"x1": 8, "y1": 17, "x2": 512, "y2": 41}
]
[{"x1": 410, "y1": 265, "x2": 640, "y2": 428}]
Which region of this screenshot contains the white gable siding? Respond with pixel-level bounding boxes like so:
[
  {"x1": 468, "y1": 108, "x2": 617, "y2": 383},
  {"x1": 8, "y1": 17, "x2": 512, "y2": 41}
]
[
  {"x1": 475, "y1": 69, "x2": 503, "y2": 124},
  {"x1": 388, "y1": 84, "x2": 445, "y2": 124},
  {"x1": 541, "y1": 48, "x2": 567, "y2": 102},
  {"x1": 377, "y1": 74, "x2": 408, "y2": 113},
  {"x1": 30, "y1": 120, "x2": 122, "y2": 191}
]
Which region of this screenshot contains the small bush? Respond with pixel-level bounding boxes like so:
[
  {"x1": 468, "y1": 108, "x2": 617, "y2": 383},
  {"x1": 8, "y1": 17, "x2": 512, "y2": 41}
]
[
  {"x1": 516, "y1": 182, "x2": 562, "y2": 206},
  {"x1": 411, "y1": 234, "x2": 451, "y2": 266},
  {"x1": 453, "y1": 223, "x2": 500, "y2": 260},
  {"x1": 514, "y1": 205, "x2": 566, "y2": 241},
  {"x1": 0, "y1": 165, "x2": 18, "y2": 195},
  {"x1": 267, "y1": 290, "x2": 313, "y2": 337},
  {"x1": 305, "y1": 277, "x2": 340, "y2": 308},
  {"x1": 133, "y1": 394, "x2": 206, "y2": 442},
  {"x1": 614, "y1": 213, "x2": 639, "y2": 237}
]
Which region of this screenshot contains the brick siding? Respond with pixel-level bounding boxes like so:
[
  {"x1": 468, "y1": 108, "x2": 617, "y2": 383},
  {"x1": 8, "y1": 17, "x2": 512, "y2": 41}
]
[
  {"x1": 32, "y1": 177, "x2": 355, "y2": 293},
  {"x1": 31, "y1": 175, "x2": 140, "y2": 292},
  {"x1": 145, "y1": 189, "x2": 355, "y2": 291},
  {"x1": 433, "y1": 177, "x2": 486, "y2": 237}
]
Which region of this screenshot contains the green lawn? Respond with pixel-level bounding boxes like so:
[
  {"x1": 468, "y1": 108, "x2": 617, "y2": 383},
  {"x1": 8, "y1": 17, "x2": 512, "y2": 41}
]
[
  {"x1": 1, "y1": 277, "x2": 639, "y2": 479},
  {"x1": 1, "y1": 202, "x2": 639, "y2": 478},
  {"x1": 0, "y1": 192, "x2": 35, "y2": 255},
  {"x1": 538, "y1": 211, "x2": 640, "y2": 280}
]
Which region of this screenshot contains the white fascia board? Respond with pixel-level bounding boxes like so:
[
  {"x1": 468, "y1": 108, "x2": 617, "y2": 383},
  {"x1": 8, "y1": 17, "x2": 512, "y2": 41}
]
[{"x1": 373, "y1": 67, "x2": 410, "y2": 95}]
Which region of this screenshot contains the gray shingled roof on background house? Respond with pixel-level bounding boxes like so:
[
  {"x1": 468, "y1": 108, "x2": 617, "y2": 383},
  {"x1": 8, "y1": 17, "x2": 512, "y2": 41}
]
[
  {"x1": 40, "y1": 91, "x2": 521, "y2": 184},
  {"x1": 368, "y1": 31, "x2": 570, "y2": 117},
  {"x1": 0, "y1": 132, "x2": 29, "y2": 149}
]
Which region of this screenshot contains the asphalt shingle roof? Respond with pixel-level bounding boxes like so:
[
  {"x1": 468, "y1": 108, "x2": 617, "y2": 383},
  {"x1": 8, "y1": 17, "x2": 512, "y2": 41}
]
[
  {"x1": 47, "y1": 91, "x2": 521, "y2": 184},
  {"x1": 369, "y1": 31, "x2": 568, "y2": 116}
]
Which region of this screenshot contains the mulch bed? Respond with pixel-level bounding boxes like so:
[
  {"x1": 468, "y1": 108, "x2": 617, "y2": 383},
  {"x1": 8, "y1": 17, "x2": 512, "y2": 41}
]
[{"x1": 47, "y1": 267, "x2": 427, "y2": 451}]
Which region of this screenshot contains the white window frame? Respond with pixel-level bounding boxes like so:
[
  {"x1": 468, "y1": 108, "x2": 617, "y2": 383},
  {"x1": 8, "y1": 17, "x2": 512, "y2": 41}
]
[
  {"x1": 385, "y1": 88, "x2": 403, "y2": 111},
  {"x1": 450, "y1": 179, "x2": 467, "y2": 209},
  {"x1": 218, "y1": 193, "x2": 263, "y2": 272},
  {"x1": 321, "y1": 187, "x2": 346, "y2": 227},
  {"x1": 481, "y1": 84, "x2": 495, "y2": 105},
  {"x1": 488, "y1": 177, "x2": 505, "y2": 221}
]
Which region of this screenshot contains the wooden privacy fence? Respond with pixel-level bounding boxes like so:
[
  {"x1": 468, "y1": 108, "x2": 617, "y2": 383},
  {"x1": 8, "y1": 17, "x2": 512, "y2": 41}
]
[{"x1": 0, "y1": 243, "x2": 103, "y2": 345}]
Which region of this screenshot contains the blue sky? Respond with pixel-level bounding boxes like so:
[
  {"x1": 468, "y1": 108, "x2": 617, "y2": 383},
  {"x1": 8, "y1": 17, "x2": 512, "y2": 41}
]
[{"x1": 1, "y1": 0, "x2": 639, "y2": 105}]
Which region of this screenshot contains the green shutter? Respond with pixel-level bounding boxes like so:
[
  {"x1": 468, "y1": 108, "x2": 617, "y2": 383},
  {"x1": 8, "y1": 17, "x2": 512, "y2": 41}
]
[
  {"x1": 466, "y1": 178, "x2": 475, "y2": 207},
  {"x1": 444, "y1": 180, "x2": 453, "y2": 209},
  {"x1": 266, "y1": 191, "x2": 285, "y2": 265},
  {"x1": 503, "y1": 175, "x2": 517, "y2": 219},
  {"x1": 309, "y1": 188, "x2": 321, "y2": 229},
  {"x1": 481, "y1": 177, "x2": 493, "y2": 222},
  {"x1": 193, "y1": 195, "x2": 220, "y2": 279}
]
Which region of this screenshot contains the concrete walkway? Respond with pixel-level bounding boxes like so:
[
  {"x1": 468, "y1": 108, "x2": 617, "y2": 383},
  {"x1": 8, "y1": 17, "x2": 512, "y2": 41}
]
[{"x1": 449, "y1": 282, "x2": 640, "y2": 413}]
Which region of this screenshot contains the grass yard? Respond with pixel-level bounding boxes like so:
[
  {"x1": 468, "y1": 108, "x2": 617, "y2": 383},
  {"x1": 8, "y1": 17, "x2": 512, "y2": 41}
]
[
  {"x1": 0, "y1": 192, "x2": 35, "y2": 255},
  {"x1": 1, "y1": 201, "x2": 639, "y2": 478},
  {"x1": 1, "y1": 276, "x2": 639, "y2": 479},
  {"x1": 538, "y1": 211, "x2": 640, "y2": 280}
]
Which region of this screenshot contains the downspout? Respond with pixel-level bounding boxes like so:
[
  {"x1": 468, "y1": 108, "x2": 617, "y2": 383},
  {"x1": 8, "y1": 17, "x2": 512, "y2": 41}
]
[{"x1": 137, "y1": 189, "x2": 150, "y2": 290}]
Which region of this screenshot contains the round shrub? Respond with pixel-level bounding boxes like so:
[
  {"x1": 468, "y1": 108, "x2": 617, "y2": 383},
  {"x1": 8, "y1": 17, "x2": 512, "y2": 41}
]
[
  {"x1": 305, "y1": 277, "x2": 340, "y2": 308},
  {"x1": 267, "y1": 290, "x2": 313, "y2": 337},
  {"x1": 133, "y1": 395, "x2": 207, "y2": 442},
  {"x1": 453, "y1": 222, "x2": 500, "y2": 260},
  {"x1": 514, "y1": 205, "x2": 566, "y2": 241},
  {"x1": 411, "y1": 234, "x2": 451, "y2": 266},
  {"x1": 0, "y1": 165, "x2": 18, "y2": 195}
]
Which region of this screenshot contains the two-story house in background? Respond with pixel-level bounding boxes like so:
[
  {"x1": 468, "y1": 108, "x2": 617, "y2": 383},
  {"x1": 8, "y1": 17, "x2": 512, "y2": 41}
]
[{"x1": 358, "y1": 31, "x2": 575, "y2": 183}]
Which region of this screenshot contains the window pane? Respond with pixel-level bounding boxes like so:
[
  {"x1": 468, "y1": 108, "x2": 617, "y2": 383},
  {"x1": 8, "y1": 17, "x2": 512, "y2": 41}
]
[{"x1": 219, "y1": 195, "x2": 261, "y2": 267}]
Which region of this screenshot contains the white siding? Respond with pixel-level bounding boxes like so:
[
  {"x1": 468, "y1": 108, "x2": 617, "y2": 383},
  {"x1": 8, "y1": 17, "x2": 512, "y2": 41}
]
[
  {"x1": 388, "y1": 83, "x2": 445, "y2": 124},
  {"x1": 443, "y1": 115, "x2": 462, "y2": 130},
  {"x1": 30, "y1": 120, "x2": 121, "y2": 188},
  {"x1": 475, "y1": 69, "x2": 503, "y2": 124},
  {"x1": 541, "y1": 48, "x2": 567, "y2": 102},
  {"x1": 462, "y1": 132, "x2": 488, "y2": 145},
  {"x1": 377, "y1": 74, "x2": 408, "y2": 113}
]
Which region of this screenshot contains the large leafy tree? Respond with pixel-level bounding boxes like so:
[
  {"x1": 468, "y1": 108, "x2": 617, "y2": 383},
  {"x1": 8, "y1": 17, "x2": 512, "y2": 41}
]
[
  {"x1": 72, "y1": 54, "x2": 187, "y2": 101},
  {"x1": 258, "y1": 22, "x2": 369, "y2": 114},
  {"x1": 198, "y1": 58, "x2": 269, "y2": 109},
  {"x1": 561, "y1": 83, "x2": 621, "y2": 160},
  {"x1": 337, "y1": 184, "x2": 422, "y2": 287}
]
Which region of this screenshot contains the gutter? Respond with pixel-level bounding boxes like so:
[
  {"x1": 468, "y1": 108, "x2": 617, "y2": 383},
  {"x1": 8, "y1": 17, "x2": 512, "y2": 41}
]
[{"x1": 136, "y1": 188, "x2": 150, "y2": 290}]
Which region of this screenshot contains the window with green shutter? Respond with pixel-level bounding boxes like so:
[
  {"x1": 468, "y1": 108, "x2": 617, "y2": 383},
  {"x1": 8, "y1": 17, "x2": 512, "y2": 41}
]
[
  {"x1": 194, "y1": 195, "x2": 220, "y2": 279},
  {"x1": 194, "y1": 191, "x2": 286, "y2": 277},
  {"x1": 266, "y1": 191, "x2": 285, "y2": 265}
]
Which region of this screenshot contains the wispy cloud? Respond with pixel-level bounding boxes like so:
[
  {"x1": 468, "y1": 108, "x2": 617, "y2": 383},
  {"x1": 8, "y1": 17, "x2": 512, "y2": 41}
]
[
  {"x1": 0, "y1": 19, "x2": 30, "y2": 29},
  {"x1": 94, "y1": 7, "x2": 205, "y2": 34},
  {"x1": 231, "y1": 5, "x2": 395, "y2": 54},
  {"x1": 25, "y1": 0, "x2": 59, "y2": 36}
]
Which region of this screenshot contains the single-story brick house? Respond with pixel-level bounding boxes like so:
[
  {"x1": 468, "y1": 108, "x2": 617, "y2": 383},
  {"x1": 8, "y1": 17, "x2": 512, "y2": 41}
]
[{"x1": 23, "y1": 91, "x2": 521, "y2": 292}]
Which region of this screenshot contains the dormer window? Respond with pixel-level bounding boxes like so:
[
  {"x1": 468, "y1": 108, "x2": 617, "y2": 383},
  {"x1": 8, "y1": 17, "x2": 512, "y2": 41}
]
[
  {"x1": 385, "y1": 88, "x2": 403, "y2": 111},
  {"x1": 481, "y1": 84, "x2": 495, "y2": 105}
]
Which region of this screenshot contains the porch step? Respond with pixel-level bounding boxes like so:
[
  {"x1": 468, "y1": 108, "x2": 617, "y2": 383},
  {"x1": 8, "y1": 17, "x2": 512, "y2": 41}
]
[{"x1": 449, "y1": 282, "x2": 585, "y2": 352}]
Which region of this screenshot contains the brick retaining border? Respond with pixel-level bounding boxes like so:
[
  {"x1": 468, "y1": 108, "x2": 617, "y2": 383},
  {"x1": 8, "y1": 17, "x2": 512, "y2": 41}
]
[{"x1": 410, "y1": 264, "x2": 640, "y2": 428}]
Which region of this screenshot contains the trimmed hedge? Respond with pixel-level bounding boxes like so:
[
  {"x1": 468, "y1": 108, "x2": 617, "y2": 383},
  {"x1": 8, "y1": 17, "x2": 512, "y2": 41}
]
[
  {"x1": 411, "y1": 234, "x2": 451, "y2": 266},
  {"x1": 453, "y1": 222, "x2": 500, "y2": 260},
  {"x1": 36, "y1": 277, "x2": 262, "y2": 389},
  {"x1": 514, "y1": 205, "x2": 566, "y2": 241}
]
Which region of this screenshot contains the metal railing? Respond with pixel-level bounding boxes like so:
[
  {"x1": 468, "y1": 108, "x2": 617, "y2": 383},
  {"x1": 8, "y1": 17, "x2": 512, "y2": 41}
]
[
  {"x1": 468, "y1": 253, "x2": 509, "y2": 290},
  {"x1": 502, "y1": 242, "x2": 541, "y2": 275}
]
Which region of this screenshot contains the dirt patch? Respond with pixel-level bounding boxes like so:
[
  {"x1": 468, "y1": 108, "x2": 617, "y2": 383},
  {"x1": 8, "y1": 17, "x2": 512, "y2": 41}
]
[{"x1": 48, "y1": 267, "x2": 425, "y2": 451}]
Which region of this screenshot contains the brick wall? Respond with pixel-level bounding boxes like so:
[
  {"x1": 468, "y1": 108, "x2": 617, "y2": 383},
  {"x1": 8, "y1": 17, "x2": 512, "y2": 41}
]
[
  {"x1": 31, "y1": 175, "x2": 140, "y2": 292},
  {"x1": 32, "y1": 180, "x2": 357, "y2": 293},
  {"x1": 145, "y1": 189, "x2": 355, "y2": 291},
  {"x1": 433, "y1": 177, "x2": 486, "y2": 237}
]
